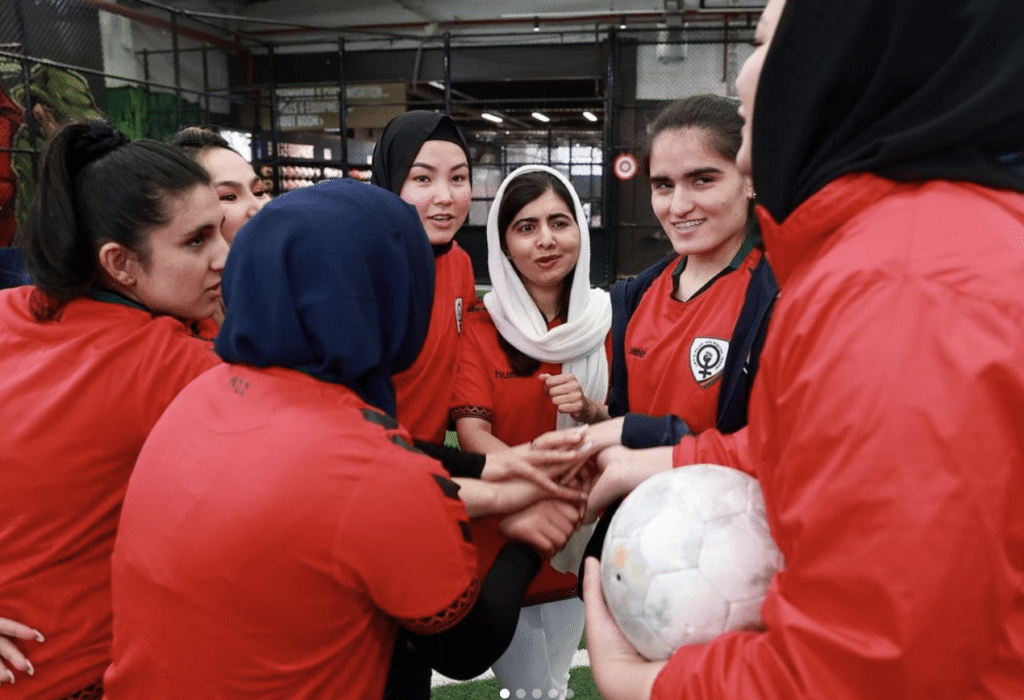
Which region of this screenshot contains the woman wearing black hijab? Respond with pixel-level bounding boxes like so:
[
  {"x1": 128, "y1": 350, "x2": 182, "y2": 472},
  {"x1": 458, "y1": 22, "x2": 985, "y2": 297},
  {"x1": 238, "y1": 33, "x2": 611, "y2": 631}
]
[
  {"x1": 370, "y1": 111, "x2": 478, "y2": 446},
  {"x1": 582, "y1": 0, "x2": 1024, "y2": 699},
  {"x1": 370, "y1": 110, "x2": 587, "y2": 515},
  {"x1": 371, "y1": 112, "x2": 590, "y2": 700}
]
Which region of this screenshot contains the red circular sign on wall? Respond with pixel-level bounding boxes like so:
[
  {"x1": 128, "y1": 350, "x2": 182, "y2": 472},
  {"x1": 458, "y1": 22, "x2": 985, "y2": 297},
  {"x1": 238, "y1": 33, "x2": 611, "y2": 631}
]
[{"x1": 614, "y1": 152, "x2": 639, "y2": 180}]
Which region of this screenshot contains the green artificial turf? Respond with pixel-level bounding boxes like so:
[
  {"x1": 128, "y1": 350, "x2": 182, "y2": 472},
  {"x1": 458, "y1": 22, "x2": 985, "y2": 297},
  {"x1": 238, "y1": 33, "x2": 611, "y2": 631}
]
[{"x1": 431, "y1": 666, "x2": 599, "y2": 700}]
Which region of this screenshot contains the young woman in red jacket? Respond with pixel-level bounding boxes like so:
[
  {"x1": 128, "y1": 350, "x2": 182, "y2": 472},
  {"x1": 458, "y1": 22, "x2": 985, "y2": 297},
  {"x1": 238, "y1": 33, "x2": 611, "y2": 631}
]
[
  {"x1": 102, "y1": 178, "x2": 488, "y2": 700},
  {"x1": 0, "y1": 121, "x2": 225, "y2": 699},
  {"x1": 583, "y1": 0, "x2": 1024, "y2": 698}
]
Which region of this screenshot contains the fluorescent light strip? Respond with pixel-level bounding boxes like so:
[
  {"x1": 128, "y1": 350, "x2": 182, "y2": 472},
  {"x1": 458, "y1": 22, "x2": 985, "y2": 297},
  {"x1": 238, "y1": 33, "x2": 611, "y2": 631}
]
[
  {"x1": 583, "y1": 111, "x2": 598, "y2": 122},
  {"x1": 481, "y1": 112, "x2": 504, "y2": 124},
  {"x1": 532, "y1": 112, "x2": 550, "y2": 123}
]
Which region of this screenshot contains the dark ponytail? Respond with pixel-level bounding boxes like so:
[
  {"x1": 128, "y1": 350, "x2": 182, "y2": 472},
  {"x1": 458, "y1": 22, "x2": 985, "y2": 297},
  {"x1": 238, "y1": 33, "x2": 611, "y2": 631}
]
[{"x1": 21, "y1": 120, "x2": 210, "y2": 320}]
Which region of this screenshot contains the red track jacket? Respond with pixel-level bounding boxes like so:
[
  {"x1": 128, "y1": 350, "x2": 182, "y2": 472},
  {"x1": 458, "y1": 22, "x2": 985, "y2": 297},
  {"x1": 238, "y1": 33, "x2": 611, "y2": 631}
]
[{"x1": 657, "y1": 174, "x2": 1024, "y2": 699}]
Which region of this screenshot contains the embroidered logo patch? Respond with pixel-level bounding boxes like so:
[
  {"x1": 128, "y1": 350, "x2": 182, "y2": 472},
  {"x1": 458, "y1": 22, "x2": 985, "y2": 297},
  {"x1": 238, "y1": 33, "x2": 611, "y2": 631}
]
[
  {"x1": 455, "y1": 297, "x2": 464, "y2": 334},
  {"x1": 690, "y1": 337, "x2": 729, "y2": 387}
]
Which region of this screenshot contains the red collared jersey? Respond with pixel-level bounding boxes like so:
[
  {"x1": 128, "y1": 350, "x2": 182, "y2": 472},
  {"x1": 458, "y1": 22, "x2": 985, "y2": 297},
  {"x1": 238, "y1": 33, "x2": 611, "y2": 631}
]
[
  {"x1": 104, "y1": 364, "x2": 480, "y2": 700},
  {"x1": 394, "y1": 242, "x2": 477, "y2": 443},
  {"x1": 625, "y1": 246, "x2": 763, "y2": 433},
  {"x1": 0, "y1": 287, "x2": 220, "y2": 700},
  {"x1": 453, "y1": 307, "x2": 611, "y2": 604}
]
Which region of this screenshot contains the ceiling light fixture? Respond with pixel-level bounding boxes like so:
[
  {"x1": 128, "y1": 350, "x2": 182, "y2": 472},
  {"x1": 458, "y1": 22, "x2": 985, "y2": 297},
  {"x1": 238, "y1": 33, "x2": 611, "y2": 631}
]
[
  {"x1": 619, "y1": 16, "x2": 627, "y2": 29},
  {"x1": 533, "y1": 17, "x2": 540, "y2": 31},
  {"x1": 532, "y1": 112, "x2": 550, "y2": 123},
  {"x1": 583, "y1": 111, "x2": 598, "y2": 122},
  {"x1": 481, "y1": 112, "x2": 504, "y2": 124}
]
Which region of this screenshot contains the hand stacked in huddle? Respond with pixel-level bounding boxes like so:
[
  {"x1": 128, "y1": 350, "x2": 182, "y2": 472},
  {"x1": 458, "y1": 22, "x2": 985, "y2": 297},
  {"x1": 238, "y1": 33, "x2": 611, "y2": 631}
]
[
  {"x1": 471, "y1": 418, "x2": 676, "y2": 556},
  {"x1": 473, "y1": 428, "x2": 597, "y2": 556}
]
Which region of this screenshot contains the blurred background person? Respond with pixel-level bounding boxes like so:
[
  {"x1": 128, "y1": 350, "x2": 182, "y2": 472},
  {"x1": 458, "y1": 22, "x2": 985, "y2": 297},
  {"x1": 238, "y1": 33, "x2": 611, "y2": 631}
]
[{"x1": 170, "y1": 126, "x2": 270, "y2": 244}]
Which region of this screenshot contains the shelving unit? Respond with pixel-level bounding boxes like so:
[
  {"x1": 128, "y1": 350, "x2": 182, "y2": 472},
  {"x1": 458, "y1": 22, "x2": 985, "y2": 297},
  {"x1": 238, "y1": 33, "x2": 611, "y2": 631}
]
[{"x1": 254, "y1": 157, "x2": 371, "y2": 193}]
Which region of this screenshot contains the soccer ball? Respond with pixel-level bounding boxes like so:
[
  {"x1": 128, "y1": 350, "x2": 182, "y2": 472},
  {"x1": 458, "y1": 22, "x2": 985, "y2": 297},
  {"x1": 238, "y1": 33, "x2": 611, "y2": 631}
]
[{"x1": 600, "y1": 464, "x2": 784, "y2": 661}]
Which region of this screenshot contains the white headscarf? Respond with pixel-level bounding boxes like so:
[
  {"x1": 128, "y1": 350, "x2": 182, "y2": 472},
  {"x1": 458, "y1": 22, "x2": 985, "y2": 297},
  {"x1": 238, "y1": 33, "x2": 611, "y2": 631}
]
[
  {"x1": 482, "y1": 165, "x2": 612, "y2": 431},
  {"x1": 482, "y1": 165, "x2": 610, "y2": 574}
]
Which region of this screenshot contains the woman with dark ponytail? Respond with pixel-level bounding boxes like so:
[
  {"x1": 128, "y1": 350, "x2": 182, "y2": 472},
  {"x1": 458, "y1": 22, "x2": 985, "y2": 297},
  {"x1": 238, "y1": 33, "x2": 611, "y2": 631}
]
[{"x1": 0, "y1": 120, "x2": 226, "y2": 699}]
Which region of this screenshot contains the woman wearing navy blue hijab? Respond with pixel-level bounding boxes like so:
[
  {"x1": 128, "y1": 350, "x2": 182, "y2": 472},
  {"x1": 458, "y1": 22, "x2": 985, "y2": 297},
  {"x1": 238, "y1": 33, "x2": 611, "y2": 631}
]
[
  {"x1": 214, "y1": 178, "x2": 432, "y2": 416},
  {"x1": 107, "y1": 180, "x2": 576, "y2": 697},
  {"x1": 107, "y1": 181, "x2": 467, "y2": 696}
]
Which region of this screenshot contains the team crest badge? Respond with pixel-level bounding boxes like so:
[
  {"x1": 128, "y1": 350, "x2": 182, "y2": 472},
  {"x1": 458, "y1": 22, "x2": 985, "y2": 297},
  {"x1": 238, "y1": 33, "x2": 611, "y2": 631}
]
[
  {"x1": 690, "y1": 337, "x2": 729, "y2": 387},
  {"x1": 455, "y1": 297, "x2": 464, "y2": 334}
]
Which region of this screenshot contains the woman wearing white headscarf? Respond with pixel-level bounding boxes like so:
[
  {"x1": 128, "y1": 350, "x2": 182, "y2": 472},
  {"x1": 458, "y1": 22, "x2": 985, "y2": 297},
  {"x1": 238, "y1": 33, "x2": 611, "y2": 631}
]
[{"x1": 452, "y1": 165, "x2": 611, "y2": 700}]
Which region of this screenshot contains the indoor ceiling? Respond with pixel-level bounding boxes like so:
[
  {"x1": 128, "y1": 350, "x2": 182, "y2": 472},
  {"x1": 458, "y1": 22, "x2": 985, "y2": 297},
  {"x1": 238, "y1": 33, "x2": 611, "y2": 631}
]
[
  {"x1": 133, "y1": 0, "x2": 765, "y2": 132},
  {"x1": 150, "y1": 0, "x2": 767, "y2": 44}
]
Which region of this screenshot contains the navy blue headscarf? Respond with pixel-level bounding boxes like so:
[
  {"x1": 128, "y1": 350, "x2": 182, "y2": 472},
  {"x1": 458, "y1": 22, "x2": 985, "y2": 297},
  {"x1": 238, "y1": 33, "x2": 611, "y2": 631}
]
[{"x1": 214, "y1": 178, "x2": 434, "y2": 417}]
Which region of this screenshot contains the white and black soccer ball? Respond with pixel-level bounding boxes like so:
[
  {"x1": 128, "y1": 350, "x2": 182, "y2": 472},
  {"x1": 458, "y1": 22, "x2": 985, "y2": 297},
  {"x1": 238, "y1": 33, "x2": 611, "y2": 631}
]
[{"x1": 600, "y1": 464, "x2": 784, "y2": 661}]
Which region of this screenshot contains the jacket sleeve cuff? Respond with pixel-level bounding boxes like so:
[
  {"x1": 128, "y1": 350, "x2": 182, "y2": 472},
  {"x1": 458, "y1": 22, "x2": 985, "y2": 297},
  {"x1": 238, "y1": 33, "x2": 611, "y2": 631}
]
[
  {"x1": 621, "y1": 413, "x2": 692, "y2": 449},
  {"x1": 412, "y1": 440, "x2": 487, "y2": 479}
]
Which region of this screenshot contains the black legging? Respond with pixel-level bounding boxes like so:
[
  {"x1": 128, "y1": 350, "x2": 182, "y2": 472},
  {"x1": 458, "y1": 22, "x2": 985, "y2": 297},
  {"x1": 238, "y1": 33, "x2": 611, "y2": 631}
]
[{"x1": 383, "y1": 542, "x2": 542, "y2": 699}]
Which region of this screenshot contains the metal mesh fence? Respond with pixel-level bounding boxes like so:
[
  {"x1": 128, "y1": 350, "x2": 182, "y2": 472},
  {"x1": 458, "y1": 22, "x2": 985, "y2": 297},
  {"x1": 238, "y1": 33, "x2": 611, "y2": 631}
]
[
  {"x1": 0, "y1": 0, "x2": 757, "y2": 281},
  {"x1": 611, "y1": 24, "x2": 755, "y2": 277}
]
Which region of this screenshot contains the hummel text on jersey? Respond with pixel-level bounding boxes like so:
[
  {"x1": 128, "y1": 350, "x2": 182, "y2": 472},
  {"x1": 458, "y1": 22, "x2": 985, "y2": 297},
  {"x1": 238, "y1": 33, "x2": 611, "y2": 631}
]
[{"x1": 629, "y1": 347, "x2": 646, "y2": 358}]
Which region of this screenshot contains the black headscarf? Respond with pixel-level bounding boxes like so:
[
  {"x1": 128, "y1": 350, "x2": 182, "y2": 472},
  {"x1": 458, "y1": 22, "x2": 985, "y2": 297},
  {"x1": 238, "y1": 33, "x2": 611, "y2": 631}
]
[
  {"x1": 214, "y1": 179, "x2": 434, "y2": 417},
  {"x1": 370, "y1": 110, "x2": 472, "y2": 195},
  {"x1": 753, "y1": 0, "x2": 1024, "y2": 223}
]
